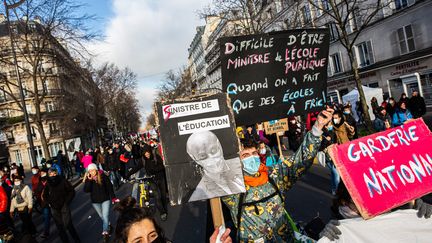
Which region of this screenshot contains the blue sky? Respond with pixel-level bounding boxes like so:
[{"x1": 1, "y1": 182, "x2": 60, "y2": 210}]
[{"x1": 84, "y1": 0, "x2": 210, "y2": 125}]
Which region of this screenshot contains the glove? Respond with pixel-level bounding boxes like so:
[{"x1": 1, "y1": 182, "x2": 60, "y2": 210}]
[
  {"x1": 319, "y1": 219, "x2": 341, "y2": 241},
  {"x1": 415, "y1": 199, "x2": 432, "y2": 218}
]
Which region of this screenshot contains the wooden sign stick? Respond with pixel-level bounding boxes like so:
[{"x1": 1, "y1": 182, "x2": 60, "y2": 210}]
[
  {"x1": 276, "y1": 135, "x2": 284, "y2": 160},
  {"x1": 210, "y1": 197, "x2": 225, "y2": 228}
]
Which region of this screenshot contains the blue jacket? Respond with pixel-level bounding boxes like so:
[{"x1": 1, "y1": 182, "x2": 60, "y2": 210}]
[{"x1": 392, "y1": 109, "x2": 413, "y2": 126}]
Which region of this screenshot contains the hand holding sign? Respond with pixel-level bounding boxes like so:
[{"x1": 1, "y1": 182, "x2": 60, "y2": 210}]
[{"x1": 316, "y1": 107, "x2": 334, "y2": 130}]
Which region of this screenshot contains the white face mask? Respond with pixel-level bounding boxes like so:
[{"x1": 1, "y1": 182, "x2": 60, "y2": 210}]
[
  {"x1": 11, "y1": 169, "x2": 17, "y2": 174},
  {"x1": 290, "y1": 120, "x2": 296, "y2": 124},
  {"x1": 32, "y1": 169, "x2": 38, "y2": 175},
  {"x1": 46, "y1": 164, "x2": 52, "y2": 168},
  {"x1": 333, "y1": 118, "x2": 340, "y2": 125},
  {"x1": 14, "y1": 181, "x2": 21, "y2": 186},
  {"x1": 259, "y1": 148, "x2": 266, "y2": 155}
]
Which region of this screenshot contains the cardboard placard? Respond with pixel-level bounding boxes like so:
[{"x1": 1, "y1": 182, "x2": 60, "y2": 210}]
[
  {"x1": 220, "y1": 29, "x2": 330, "y2": 125},
  {"x1": 264, "y1": 118, "x2": 288, "y2": 135},
  {"x1": 329, "y1": 119, "x2": 432, "y2": 219},
  {"x1": 157, "y1": 93, "x2": 245, "y2": 205}
]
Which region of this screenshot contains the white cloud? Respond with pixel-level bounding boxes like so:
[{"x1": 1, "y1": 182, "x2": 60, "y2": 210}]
[{"x1": 90, "y1": 0, "x2": 210, "y2": 126}]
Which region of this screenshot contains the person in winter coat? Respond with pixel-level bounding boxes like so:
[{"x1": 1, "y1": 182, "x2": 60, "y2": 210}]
[
  {"x1": 82, "y1": 151, "x2": 93, "y2": 170},
  {"x1": 399, "y1": 92, "x2": 409, "y2": 105},
  {"x1": 317, "y1": 122, "x2": 340, "y2": 195},
  {"x1": 10, "y1": 175, "x2": 36, "y2": 235},
  {"x1": 30, "y1": 166, "x2": 40, "y2": 191},
  {"x1": 0, "y1": 185, "x2": 12, "y2": 240},
  {"x1": 374, "y1": 107, "x2": 392, "y2": 132},
  {"x1": 332, "y1": 111, "x2": 355, "y2": 144},
  {"x1": 408, "y1": 90, "x2": 427, "y2": 118},
  {"x1": 222, "y1": 107, "x2": 333, "y2": 242},
  {"x1": 83, "y1": 163, "x2": 117, "y2": 239},
  {"x1": 286, "y1": 116, "x2": 302, "y2": 152},
  {"x1": 371, "y1": 97, "x2": 379, "y2": 116},
  {"x1": 127, "y1": 147, "x2": 168, "y2": 221},
  {"x1": 258, "y1": 141, "x2": 281, "y2": 168},
  {"x1": 392, "y1": 101, "x2": 413, "y2": 127},
  {"x1": 0, "y1": 167, "x2": 12, "y2": 187},
  {"x1": 43, "y1": 167, "x2": 80, "y2": 243},
  {"x1": 386, "y1": 97, "x2": 397, "y2": 117},
  {"x1": 103, "y1": 147, "x2": 121, "y2": 190},
  {"x1": 342, "y1": 104, "x2": 358, "y2": 139},
  {"x1": 34, "y1": 168, "x2": 51, "y2": 238}
]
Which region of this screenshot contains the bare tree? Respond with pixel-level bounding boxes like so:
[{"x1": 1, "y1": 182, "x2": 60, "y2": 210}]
[
  {"x1": 145, "y1": 113, "x2": 156, "y2": 130},
  {"x1": 308, "y1": 0, "x2": 391, "y2": 128},
  {"x1": 157, "y1": 68, "x2": 192, "y2": 102},
  {"x1": 107, "y1": 90, "x2": 141, "y2": 135},
  {"x1": 0, "y1": 0, "x2": 97, "y2": 159}
]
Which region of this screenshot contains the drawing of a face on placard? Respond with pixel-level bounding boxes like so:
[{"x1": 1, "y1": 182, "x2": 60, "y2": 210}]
[
  {"x1": 186, "y1": 131, "x2": 225, "y2": 174},
  {"x1": 186, "y1": 130, "x2": 245, "y2": 202}
]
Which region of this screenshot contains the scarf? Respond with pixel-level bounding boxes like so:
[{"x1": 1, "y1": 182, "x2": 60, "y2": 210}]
[
  {"x1": 244, "y1": 164, "x2": 269, "y2": 187},
  {"x1": 12, "y1": 183, "x2": 25, "y2": 204}
]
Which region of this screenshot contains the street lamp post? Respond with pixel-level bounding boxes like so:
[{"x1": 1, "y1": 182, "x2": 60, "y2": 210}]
[{"x1": 3, "y1": 0, "x2": 37, "y2": 166}]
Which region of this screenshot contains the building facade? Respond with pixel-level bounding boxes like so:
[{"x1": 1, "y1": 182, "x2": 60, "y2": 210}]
[
  {"x1": 0, "y1": 17, "x2": 103, "y2": 169},
  {"x1": 187, "y1": 0, "x2": 432, "y2": 107}
]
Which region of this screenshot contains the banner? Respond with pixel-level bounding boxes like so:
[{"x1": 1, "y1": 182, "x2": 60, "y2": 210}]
[
  {"x1": 157, "y1": 93, "x2": 245, "y2": 205},
  {"x1": 329, "y1": 119, "x2": 432, "y2": 219},
  {"x1": 220, "y1": 29, "x2": 330, "y2": 125},
  {"x1": 263, "y1": 119, "x2": 288, "y2": 135},
  {"x1": 317, "y1": 210, "x2": 432, "y2": 243}
]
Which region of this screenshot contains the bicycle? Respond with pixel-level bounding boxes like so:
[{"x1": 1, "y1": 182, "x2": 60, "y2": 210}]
[{"x1": 130, "y1": 175, "x2": 157, "y2": 212}]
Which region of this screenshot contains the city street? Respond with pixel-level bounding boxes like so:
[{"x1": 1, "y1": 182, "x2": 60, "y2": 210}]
[{"x1": 24, "y1": 164, "x2": 332, "y2": 243}]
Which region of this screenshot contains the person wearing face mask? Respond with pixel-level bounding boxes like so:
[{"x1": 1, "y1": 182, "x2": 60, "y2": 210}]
[
  {"x1": 9, "y1": 164, "x2": 20, "y2": 181},
  {"x1": 342, "y1": 104, "x2": 358, "y2": 139},
  {"x1": 34, "y1": 168, "x2": 51, "y2": 238},
  {"x1": 332, "y1": 111, "x2": 355, "y2": 144},
  {"x1": 392, "y1": 101, "x2": 413, "y2": 127},
  {"x1": 318, "y1": 123, "x2": 339, "y2": 195},
  {"x1": 30, "y1": 166, "x2": 40, "y2": 192},
  {"x1": 114, "y1": 196, "x2": 232, "y2": 243},
  {"x1": 43, "y1": 167, "x2": 80, "y2": 243},
  {"x1": 84, "y1": 163, "x2": 117, "y2": 240},
  {"x1": 258, "y1": 141, "x2": 281, "y2": 167},
  {"x1": 222, "y1": 107, "x2": 333, "y2": 242},
  {"x1": 126, "y1": 145, "x2": 169, "y2": 221},
  {"x1": 10, "y1": 175, "x2": 36, "y2": 235}
]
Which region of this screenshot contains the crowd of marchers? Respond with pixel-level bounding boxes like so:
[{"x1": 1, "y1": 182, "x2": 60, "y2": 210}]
[{"x1": 0, "y1": 90, "x2": 430, "y2": 243}]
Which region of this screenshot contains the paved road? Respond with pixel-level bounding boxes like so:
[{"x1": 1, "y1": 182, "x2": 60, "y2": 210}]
[{"x1": 24, "y1": 163, "x2": 332, "y2": 243}]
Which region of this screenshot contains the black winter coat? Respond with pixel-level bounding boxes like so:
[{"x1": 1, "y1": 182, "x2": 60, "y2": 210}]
[
  {"x1": 408, "y1": 96, "x2": 426, "y2": 118},
  {"x1": 43, "y1": 176, "x2": 75, "y2": 210},
  {"x1": 83, "y1": 174, "x2": 115, "y2": 203}
]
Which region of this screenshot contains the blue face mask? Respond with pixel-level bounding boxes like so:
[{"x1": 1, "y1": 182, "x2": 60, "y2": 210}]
[
  {"x1": 242, "y1": 155, "x2": 261, "y2": 175},
  {"x1": 327, "y1": 125, "x2": 333, "y2": 131},
  {"x1": 343, "y1": 111, "x2": 350, "y2": 115}
]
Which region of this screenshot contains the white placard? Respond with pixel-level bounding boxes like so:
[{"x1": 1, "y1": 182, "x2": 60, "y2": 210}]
[
  {"x1": 163, "y1": 99, "x2": 219, "y2": 121},
  {"x1": 178, "y1": 115, "x2": 230, "y2": 135}
]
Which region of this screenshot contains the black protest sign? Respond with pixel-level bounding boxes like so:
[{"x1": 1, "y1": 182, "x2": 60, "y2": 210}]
[
  {"x1": 157, "y1": 93, "x2": 245, "y2": 205},
  {"x1": 220, "y1": 29, "x2": 330, "y2": 125}
]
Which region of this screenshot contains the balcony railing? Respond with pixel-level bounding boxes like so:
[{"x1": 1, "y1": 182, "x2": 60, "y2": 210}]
[{"x1": 0, "y1": 89, "x2": 63, "y2": 103}]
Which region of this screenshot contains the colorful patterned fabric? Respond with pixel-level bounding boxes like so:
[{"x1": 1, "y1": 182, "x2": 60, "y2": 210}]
[{"x1": 222, "y1": 131, "x2": 322, "y2": 242}]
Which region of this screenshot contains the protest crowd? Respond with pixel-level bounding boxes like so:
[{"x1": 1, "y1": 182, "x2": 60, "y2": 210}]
[{"x1": 0, "y1": 88, "x2": 430, "y2": 243}]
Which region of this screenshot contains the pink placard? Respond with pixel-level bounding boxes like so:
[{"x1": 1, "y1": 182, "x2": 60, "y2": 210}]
[{"x1": 329, "y1": 119, "x2": 432, "y2": 219}]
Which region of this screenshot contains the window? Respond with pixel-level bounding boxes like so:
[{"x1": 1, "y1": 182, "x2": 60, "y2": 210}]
[
  {"x1": 330, "y1": 53, "x2": 343, "y2": 74},
  {"x1": 356, "y1": 41, "x2": 375, "y2": 67},
  {"x1": 327, "y1": 23, "x2": 339, "y2": 41},
  {"x1": 0, "y1": 86, "x2": 5, "y2": 101},
  {"x1": 394, "y1": 0, "x2": 408, "y2": 10},
  {"x1": 42, "y1": 79, "x2": 49, "y2": 93},
  {"x1": 31, "y1": 126, "x2": 37, "y2": 138},
  {"x1": 49, "y1": 123, "x2": 59, "y2": 135},
  {"x1": 22, "y1": 83, "x2": 28, "y2": 97},
  {"x1": 14, "y1": 150, "x2": 22, "y2": 164},
  {"x1": 368, "y1": 82, "x2": 379, "y2": 88},
  {"x1": 29, "y1": 146, "x2": 44, "y2": 166},
  {"x1": 45, "y1": 101, "x2": 54, "y2": 112},
  {"x1": 302, "y1": 5, "x2": 312, "y2": 24},
  {"x1": 49, "y1": 142, "x2": 62, "y2": 157},
  {"x1": 397, "y1": 25, "x2": 415, "y2": 54}
]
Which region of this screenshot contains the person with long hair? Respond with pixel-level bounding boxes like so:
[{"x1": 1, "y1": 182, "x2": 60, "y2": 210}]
[
  {"x1": 84, "y1": 163, "x2": 117, "y2": 240},
  {"x1": 114, "y1": 197, "x2": 231, "y2": 243}
]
